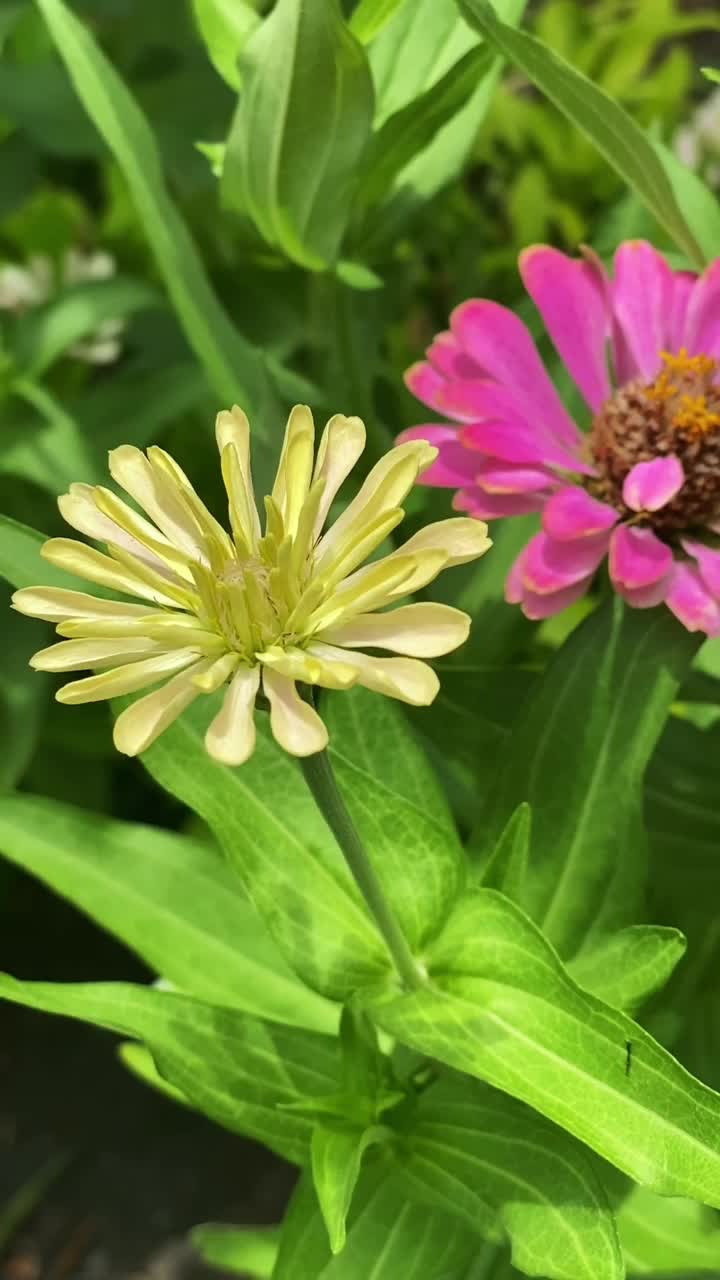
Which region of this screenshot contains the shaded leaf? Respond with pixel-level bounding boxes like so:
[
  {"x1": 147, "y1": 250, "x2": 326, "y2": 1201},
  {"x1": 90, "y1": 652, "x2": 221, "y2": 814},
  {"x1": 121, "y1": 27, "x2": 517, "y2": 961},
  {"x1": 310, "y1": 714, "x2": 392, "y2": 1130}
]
[
  {"x1": 193, "y1": 1225, "x2": 279, "y2": 1277},
  {"x1": 568, "y1": 926, "x2": 686, "y2": 1014},
  {"x1": 13, "y1": 277, "x2": 160, "y2": 377},
  {"x1": 191, "y1": 0, "x2": 260, "y2": 90},
  {"x1": 617, "y1": 1184, "x2": 720, "y2": 1275},
  {"x1": 312, "y1": 1123, "x2": 388, "y2": 1254}
]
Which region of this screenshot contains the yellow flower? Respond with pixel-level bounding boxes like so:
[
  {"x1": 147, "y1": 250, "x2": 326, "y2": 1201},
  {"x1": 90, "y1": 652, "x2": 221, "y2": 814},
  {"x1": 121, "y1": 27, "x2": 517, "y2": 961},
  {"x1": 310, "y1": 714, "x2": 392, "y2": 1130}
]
[{"x1": 13, "y1": 406, "x2": 491, "y2": 762}]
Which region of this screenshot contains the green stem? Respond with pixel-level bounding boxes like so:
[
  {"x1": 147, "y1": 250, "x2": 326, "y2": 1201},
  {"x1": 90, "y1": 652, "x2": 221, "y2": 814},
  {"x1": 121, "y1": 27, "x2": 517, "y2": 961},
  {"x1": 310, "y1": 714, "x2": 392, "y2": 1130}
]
[{"x1": 299, "y1": 747, "x2": 426, "y2": 991}]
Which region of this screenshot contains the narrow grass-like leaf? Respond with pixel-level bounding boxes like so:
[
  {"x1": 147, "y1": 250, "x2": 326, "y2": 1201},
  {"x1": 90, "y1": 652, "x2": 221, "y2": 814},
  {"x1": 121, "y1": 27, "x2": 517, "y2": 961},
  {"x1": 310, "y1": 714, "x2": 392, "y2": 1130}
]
[
  {"x1": 0, "y1": 976, "x2": 339, "y2": 1164},
  {"x1": 457, "y1": 0, "x2": 708, "y2": 268},
  {"x1": 0, "y1": 792, "x2": 336, "y2": 1032},
  {"x1": 349, "y1": 0, "x2": 408, "y2": 44},
  {"x1": 367, "y1": 890, "x2": 720, "y2": 1205},
  {"x1": 34, "y1": 0, "x2": 274, "y2": 424}
]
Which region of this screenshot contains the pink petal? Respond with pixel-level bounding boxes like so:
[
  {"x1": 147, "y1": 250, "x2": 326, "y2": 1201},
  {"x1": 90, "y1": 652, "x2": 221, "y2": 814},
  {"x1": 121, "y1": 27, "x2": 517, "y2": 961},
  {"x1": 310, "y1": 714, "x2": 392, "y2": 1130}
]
[
  {"x1": 611, "y1": 241, "x2": 676, "y2": 381},
  {"x1": 523, "y1": 530, "x2": 610, "y2": 594},
  {"x1": 609, "y1": 525, "x2": 673, "y2": 589},
  {"x1": 461, "y1": 421, "x2": 594, "y2": 474},
  {"x1": 666, "y1": 562, "x2": 720, "y2": 634},
  {"x1": 521, "y1": 576, "x2": 595, "y2": 620},
  {"x1": 426, "y1": 331, "x2": 483, "y2": 379},
  {"x1": 684, "y1": 259, "x2": 720, "y2": 359},
  {"x1": 505, "y1": 546, "x2": 529, "y2": 604},
  {"x1": 520, "y1": 245, "x2": 611, "y2": 412},
  {"x1": 682, "y1": 539, "x2": 720, "y2": 600},
  {"x1": 453, "y1": 488, "x2": 546, "y2": 519},
  {"x1": 615, "y1": 576, "x2": 674, "y2": 609},
  {"x1": 543, "y1": 486, "x2": 619, "y2": 541},
  {"x1": 668, "y1": 271, "x2": 697, "y2": 351},
  {"x1": 450, "y1": 299, "x2": 580, "y2": 446},
  {"x1": 622, "y1": 456, "x2": 684, "y2": 512},
  {"x1": 476, "y1": 459, "x2": 555, "y2": 495},
  {"x1": 396, "y1": 424, "x2": 457, "y2": 448},
  {"x1": 404, "y1": 362, "x2": 450, "y2": 416},
  {"x1": 437, "y1": 377, "x2": 585, "y2": 453},
  {"x1": 396, "y1": 425, "x2": 478, "y2": 488}
]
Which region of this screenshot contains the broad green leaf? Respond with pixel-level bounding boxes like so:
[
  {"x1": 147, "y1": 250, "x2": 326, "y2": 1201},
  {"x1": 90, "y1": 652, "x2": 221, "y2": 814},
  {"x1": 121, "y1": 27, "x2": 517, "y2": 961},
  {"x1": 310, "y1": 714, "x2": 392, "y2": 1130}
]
[
  {"x1": 0, "y1": 977, "x2": 339, "y2": 1164},
  {"x1": 0, "y1": 514, "x2": 98, "y2": 592},
  {"x1": 355, "y1": 46, "x2": 493, "y2": 213},
  {"x1": 568, "y1": 926, "x2": 686, "y2": 1014},
  {"x1": 479, "y1": 803, "x2": 530, "y2": 899},
  {"x1": 118, "y1": 1041, "x2": 191, "y2": 1108},
  {"x1": 472, "y1": 597, "x2": 700, "y2": 956},
  {"x1": 702, "y1": 66, "x2": 720, "y2": 84},
  {"x1": 34, "y1": 0, "x2": 275, "y2": 431},
  {"x1": 273, "y1": 1170, "x2": 475, "y2": 1279},
  {"x1": 193, "y1": 1225, "x2": 280, "y2": 1277},
  {"x1": 617, "y1": 1185, "x2": 720, "y2": 1275},
  {"x1": 192, "y1": 0, "x2": 260, "y2": 90},
  {"x1": 366, "y1": 889, "x2": 720, "y2": 1205},
  {"x1": 13, "y1": 277, "x2": 160, "y2": 377},
  {"x1": 396, "y1": 1074, "x2": 623, "y2": 1280},
  {"x1": 312, "y1": 1123, "x2": 388, "y2": 1253},
  {"x1": 457, "y1": 0, "x2": 708, "y2": 269},
  {"x1": 223, "y1": 0, "x2": 375, "y2": 270},
  {"x1": 654, "y1": 139, "x2": 720, "y2": 265},
  {"x1": 325, "y1": 687, "x2": 465, "y2": 950},
  {"x1": 0, "y1": 792, "x2": 337, "y2": 1032},
  {"x1": 130, "y1": 696, "x2": 389, "y2": 1000},
  {"x1": 349, "y1": 0, "x2": 408, "y2": 44}
]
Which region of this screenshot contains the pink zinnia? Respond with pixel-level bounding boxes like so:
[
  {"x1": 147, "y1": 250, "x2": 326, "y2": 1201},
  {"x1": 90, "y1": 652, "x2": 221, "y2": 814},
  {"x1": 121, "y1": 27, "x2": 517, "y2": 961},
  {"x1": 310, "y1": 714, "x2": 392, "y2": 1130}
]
[{"x1": 400, "y1": 240, "x2": 720, "y2": 634}]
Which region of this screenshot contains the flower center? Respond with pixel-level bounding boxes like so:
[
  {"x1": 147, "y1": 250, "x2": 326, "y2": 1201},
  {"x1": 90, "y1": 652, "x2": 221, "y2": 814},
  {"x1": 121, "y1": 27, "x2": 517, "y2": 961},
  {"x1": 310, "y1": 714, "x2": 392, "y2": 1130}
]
[{"x1": 588, "y1": 348, "x2": 720, "y2": 530}]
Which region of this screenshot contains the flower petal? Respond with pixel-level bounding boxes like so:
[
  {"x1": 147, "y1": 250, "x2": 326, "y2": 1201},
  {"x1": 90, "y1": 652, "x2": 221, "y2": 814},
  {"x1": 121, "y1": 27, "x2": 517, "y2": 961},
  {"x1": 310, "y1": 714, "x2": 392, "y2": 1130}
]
[
  {"x1": 259, "y1": 645, "x2": 358, "y2": 690},
  {"x1": 614, "y1": 576, "x2": 674, "y2": 609},
  {"x1": 426, "y1": 330, "x2": 482, "y2": 379},
  {"x1": 404, "y1": 362, "x2": 449, "y2": 415},
  {"x1": 460, "y1": 420, "x2": 592, "y2": 474},
  {"x1": 263, "y1": 670, "x2": 328, "y2": 756},
  {"x1": 453, "y1": 488, "x2": 548, "y2": 519},
  {"x1": 505, "y1": 546, "x2": 529, "y2": 604},
  {"x1": 310, "y1": 643, "x2": 439, "y2": 706},
  {"x1": 476, "y1": 459, "x2": 555, "y2": 495},
  {"x1": 311, "y1": 413, "x2": 367, "y2": 539},
  {"x1": 30, "y1": 636, "x2": 169, "y2": 672},
  {"x1": 611, "y1": 241, "x2": 676, "y2": 380},
  {"x1": 668, "y1": 271, "x2": 697, "y2": 351},
  {"x1": 40, "y1": 539, "x2": 192, "y2": 609},
  {"x1": 113, "y1": 659, "x2": 213, "y2": 756},
  {"x1": 216, "y1": 405, "x2": 262, "y2": 552},
  {"x1": 682, "y1": 539, "x2": 720, "y2": 600},
  {"x1": 520, "y1": 245, "x2": 611, "y2": 412},
  {"x1": 56, "y1": 646, "x2": 202, "y2": 705},
  {"x1": 684, "y1": 259, "x2": 720, "y2": 359},
  {"x1": 11, "y1": 587, "x2": 156, "y2": 623},
  {"x1": 271, "y1": 404, "x2": 316, "y2": 538},
  {"x1": 520, "y1": 576, "x2": 594, "y2": 620},
  {"x1": 108, "y1": 445, "x2": 209, "y2": 561},
  {"x1": 318, "y1": 602, "x2": 470, "y2": 658},
  {"x1": 666, "y1": 562, "x2": 720, "y2": 634},
  {"x1": 450, "y1": 299, "x2": 580, "y2": 445},
  {"x1": 622, "y1": 456, "x2": 684, "y2": 513},
  {"x1": 609, "y1": 525, "x2": 673, "y2": 589},
  {"x1": 542, "y1": 487, "x2": 619, "y2": 540},
  {"x1": 205, "y1": 665, "x2": 260, "y2": 766},
  {"x1": 523, "y1": 530, "x2": 610, "y2": 594}
]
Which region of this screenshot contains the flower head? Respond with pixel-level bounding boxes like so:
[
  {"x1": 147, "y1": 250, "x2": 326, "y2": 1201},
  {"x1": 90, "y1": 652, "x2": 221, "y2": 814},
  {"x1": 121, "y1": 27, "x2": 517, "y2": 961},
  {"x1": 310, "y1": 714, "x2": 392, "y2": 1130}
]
[
  {"x1": 401, "y1": 240, "x2": 720, "y2": 634},
  {"x1": 13, "y1": 406, "x2": 490, "y2": 762}
]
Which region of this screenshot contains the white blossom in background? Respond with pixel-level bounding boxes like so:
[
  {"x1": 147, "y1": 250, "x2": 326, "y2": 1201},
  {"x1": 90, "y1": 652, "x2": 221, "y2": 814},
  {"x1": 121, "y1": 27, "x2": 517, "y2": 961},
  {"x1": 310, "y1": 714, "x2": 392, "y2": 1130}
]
[
  {"x1": 0, "y1": 247, "x2": 125, "y2": 365},
  {"x1": 675, "y1": 88, "x2": 720, "y2": 191}
]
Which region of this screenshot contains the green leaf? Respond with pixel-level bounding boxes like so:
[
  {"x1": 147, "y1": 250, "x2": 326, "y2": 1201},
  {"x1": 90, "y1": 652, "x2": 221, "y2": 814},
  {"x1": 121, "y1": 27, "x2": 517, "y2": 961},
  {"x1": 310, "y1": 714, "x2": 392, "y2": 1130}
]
[
  {"x1": 0, "y1": 514, "x2": 97, "y2": 592},
  {"x1": 191, "y1": 0, "x2": 260, "y2": 90},
  {"x1": 349, "y1": 0, "x2": 408, "y2": 44},
  {"x1": 457, "y1": 0, "x2": 708, "y2": 269},
  {"x1": 568, "y1": 925, "x2": 686, "y2": 1014},
  {"x1": 13, "y1": 277, "x2": 160, "y2": 377},
  {"x1": 617, "y1": 1184, "x2": 720, "y2": 1275},
  {"x1": 702, "y1": 66, "x2": 720, "y2": 84},
  {"x1": 0, "y1": 976, "x2": 339, "y2": 1164},
  {"x1": 396, "y1": 1074, "x2": 623, "y2": 1280},
  {"x1": 117, "y1": 1041, "x2": 191, "y2": 1108},
  {"x1": 192, "y1": 1225, "x2": 279, "y2": 1277},
  {"x1": 355, "y1": 45, "x2": 493, "y2": 213},
  {"x1": 0, "y1": 589, "x2": 49, "y2": 791},
  {"x1": 366, "y1": 889, "x2": 720, "y2": 1205},
  {"x1": 312, "y1": 1123, "x2": 388, "y2": 1253},
  {"x1": 273, "y1": 1170, "x2": 475, "y2": 1278},
  {"x1": 472, "y1": 597, "x2": 700, "y2": 956},
  {"x1": 479, "y1": 803, "x2": 530, "y2": 899},
  {"x1": 653, "y1": 138, "x2": 720, "y2": 265},
  {"x1": 325, "y1": 687, "x2": 466, "y2": 951},
  {"x1": 0, "y1": 792, "x2": 337, "y2": 1032},
  {"x1": 34, "y1": 0, "x2": 274, "y2": 427},
  {"x1": 130, "y1": 697, "x2": 389, "y2": 1000},
  {"x1": 223, "y1": 0, "x2": 375, "y2": 270}
]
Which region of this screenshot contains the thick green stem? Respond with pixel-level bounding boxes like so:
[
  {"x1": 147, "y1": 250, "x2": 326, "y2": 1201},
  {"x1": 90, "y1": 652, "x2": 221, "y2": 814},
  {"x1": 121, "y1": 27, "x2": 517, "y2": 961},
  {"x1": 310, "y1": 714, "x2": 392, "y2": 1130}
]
[{"x1": 299, "y1": 747, "x2": 426, "y2": 991}]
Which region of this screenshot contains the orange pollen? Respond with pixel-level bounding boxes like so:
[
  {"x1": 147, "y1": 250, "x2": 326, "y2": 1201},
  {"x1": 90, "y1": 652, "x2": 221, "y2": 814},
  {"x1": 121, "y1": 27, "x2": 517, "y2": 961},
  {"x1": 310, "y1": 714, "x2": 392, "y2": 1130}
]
[
  {"x1": 672, "y1": 394, "x2": 720, "y2": 437},
  {"x1": 659, "y1": 347, "x2": 718, "y2": 380}
]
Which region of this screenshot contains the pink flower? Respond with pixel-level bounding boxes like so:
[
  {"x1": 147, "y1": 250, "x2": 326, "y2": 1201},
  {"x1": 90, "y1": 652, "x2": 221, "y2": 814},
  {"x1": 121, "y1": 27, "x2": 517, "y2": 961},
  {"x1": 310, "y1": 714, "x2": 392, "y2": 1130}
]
[{"x1": 400, "y1": 240, "x2": 720, "y2": 634}]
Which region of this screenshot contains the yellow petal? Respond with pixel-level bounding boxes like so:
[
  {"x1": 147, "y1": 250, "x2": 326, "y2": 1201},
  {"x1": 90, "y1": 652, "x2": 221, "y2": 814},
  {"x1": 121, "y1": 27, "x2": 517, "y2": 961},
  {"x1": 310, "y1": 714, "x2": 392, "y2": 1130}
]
[
  {"x1": 205, "y1": 665, "x2": 260, "y2": 765},
  {"x1": 41, "y1": 539, "x2": 189, "y2": 609},
  {"x1": 310, "y1": 644, "x2": 439, "y2": 706},
  {"x1": 394, "y1": 517, "x2": 492, "y2": 567},
  {"x1": 191, "y1": 651, "x2": 239, "y2": 693},
  {"x1": 113, "y1": 658, "x2": 213, "y2": 756},
  {"x1": 262, "y1": 669, "x2": 328, "y2": 756},
  {"x1": 216, "y1": 405, "x2": 261, "y2": 550},
  {"x1": 303, "y1": 556, "x2": 419, "y2": 631},
  {"x1": 56, "y1": 646, "x2": 201, "y2": 704},
  {"x1": 31, "y1": 636, "x2": 169, "y2": 672},
  {"x1": 11, "y1": 587, "x2": 156, "y2": 623},
  {"x1": 314, "y1": 506, "x2": 404, "y2": 591},
  {"x1": 93, "y1": 486, "x2": 194, "y2": 580},
  {"x1": 259, "y1": 645, "x2": 358, "y2": 690},
  {"x1": 108, "y1": 445, "x2": 208, "y2": 561},
  {"x1": 271, "y1": 405, "x2": 315, "y2": 538},
  {"x1": 316, "y1": 602, "x2": 470, "y2": 657},
  {"x1": 312, "y1": 413, "x2": 366, "y2": 538},
  {"x1": 147, "y1": 447, "x2": 234, "y2": 560}
]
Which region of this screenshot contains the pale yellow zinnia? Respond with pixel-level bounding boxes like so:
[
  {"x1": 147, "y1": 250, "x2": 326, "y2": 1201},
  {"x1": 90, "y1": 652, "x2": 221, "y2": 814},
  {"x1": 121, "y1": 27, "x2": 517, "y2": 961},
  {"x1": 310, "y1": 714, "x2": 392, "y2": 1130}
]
[{"x1": 12, "y1": 406, "x2": 491, "y2": 763}]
